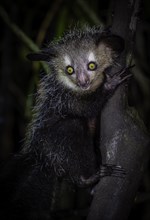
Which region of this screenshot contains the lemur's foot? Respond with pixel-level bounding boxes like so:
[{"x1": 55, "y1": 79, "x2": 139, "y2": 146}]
[{"x1": 79, "y1": 164, "x2": 126, "y2": 187}]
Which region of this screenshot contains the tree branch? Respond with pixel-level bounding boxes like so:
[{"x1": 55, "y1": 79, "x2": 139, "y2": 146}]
[{"x1": 87, "y1": 0, "x2": 150, "y2": 220}]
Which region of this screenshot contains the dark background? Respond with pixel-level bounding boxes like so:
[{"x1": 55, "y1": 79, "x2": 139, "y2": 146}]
[{"x1": 0, "y1": 0, "x2": 150, "y2": 219}]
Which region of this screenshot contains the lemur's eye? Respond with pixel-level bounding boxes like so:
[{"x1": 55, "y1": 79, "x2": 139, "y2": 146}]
[
  {"x1": 88, "y1": 62, "x2": 97, "y2": 71},
  {"x1": 66, "y1": 66, "x2": 74, "y2": 75}
]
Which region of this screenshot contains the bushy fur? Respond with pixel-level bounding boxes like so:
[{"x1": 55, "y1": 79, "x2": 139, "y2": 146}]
[{"x1": 0, "y1": 27, "x2": 125, "y2": 220}]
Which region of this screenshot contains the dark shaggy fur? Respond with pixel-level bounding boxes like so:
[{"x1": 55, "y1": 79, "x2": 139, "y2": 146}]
[{"x1": 0, "y1": 27, "x2": 126, "y2": 220}]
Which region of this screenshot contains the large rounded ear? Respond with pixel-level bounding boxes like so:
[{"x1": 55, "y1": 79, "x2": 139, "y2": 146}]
[
  {"x1": 100, "y1": 35, "x2": 125, "y2": 54},
  {"x1": 26, "y1": 48, "x2": 57, "y2": 61}
]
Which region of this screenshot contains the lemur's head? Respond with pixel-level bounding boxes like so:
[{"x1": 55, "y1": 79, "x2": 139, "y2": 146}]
[{"x1": 27, "y1": 27, "x2": 124, "y2": 93}]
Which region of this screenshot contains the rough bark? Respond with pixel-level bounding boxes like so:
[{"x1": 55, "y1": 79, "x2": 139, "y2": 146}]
[{"x1": 87, "y1": 0, "x2": 150, "y2": 220}]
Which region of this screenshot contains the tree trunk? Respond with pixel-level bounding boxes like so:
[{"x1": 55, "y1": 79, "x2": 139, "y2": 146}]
[{"x1": 87, "y1": 0, "x2": 150, "y2": 219}]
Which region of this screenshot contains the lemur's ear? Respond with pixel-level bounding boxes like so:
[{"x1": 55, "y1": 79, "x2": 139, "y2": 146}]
[
  {"x1": 100, "y1": 35, "x2": 125, "y2": 53},
  {"x1": 27, "y1": 48, "x2": 57, "y2": 61}
]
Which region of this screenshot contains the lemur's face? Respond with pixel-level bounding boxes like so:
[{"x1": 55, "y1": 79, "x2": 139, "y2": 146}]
[
  {"x1": 27, "y1": 27, "x2": 124, "y2": 94},
  {"x1": 54, "y1": 39, "x2": 114, "y2": 93}
]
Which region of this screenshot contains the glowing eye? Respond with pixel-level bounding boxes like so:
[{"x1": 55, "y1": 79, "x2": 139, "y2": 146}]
[
  {"x1": 88, "y1": 62, "x2": 97, "y2": 71},
  {"x1": 66, "y1": 66, "x2": 74, "y2": 75}
]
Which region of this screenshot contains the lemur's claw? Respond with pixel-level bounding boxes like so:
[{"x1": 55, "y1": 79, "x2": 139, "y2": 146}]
[
  {"x1": 79, "y1": 164, "x2": 126, "y2": 187},
  {"x1": 104, "y1": 65, "x2": 134, "y2": 91}
]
